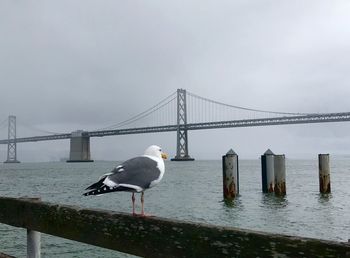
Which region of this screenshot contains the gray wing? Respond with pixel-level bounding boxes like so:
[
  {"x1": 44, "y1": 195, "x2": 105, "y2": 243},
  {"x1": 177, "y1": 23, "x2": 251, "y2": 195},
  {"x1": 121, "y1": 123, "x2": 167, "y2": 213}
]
[
  {"x1": 109, "y1": 156, "x2": 160, "y2": 189},
  {"x1": 83, "y1": 156, "x2": 161, "y2": 196}
]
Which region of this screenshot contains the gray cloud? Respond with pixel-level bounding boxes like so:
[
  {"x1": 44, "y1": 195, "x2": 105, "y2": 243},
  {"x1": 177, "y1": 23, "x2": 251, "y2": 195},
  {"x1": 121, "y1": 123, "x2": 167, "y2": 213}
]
[{"x1": 1, "y1": 0, "x2": 350, "y2": 161}]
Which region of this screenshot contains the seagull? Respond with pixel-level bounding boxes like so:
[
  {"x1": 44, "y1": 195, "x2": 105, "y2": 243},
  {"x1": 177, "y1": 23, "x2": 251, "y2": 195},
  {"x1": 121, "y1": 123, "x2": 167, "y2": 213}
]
[{"x1": 83, "y1": 145, "x2": 168, "y2": 216}]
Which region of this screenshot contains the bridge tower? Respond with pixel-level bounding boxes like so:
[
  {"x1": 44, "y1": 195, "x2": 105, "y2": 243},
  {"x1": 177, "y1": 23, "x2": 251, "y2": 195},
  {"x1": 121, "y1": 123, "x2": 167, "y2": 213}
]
[
  {"x1": 4, "y1": 115, "x2": 20, "y2": 163},
  {"x1": 171, "y1": 89, "x2": 194, "y2": 161}
]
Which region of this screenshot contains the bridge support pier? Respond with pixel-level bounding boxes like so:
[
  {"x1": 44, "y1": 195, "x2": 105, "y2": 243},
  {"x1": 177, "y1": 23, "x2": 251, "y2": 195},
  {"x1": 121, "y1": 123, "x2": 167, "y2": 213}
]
[
  {"x1": 171, "y1": 89, "x2": 194, "y2": 161},
  {"x1": 67, "y1": 130, "x2": 93, "y2": 163}
]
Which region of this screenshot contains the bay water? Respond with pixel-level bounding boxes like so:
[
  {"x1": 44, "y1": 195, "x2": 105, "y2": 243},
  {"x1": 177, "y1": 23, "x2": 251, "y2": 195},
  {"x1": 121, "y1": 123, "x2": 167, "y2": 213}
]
[{"x1": 0, "y1": 158, "x2": 350, "y2": 257}]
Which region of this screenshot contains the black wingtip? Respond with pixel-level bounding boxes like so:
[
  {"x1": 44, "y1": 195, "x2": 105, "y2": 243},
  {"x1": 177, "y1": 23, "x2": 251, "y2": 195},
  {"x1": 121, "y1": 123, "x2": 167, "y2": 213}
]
[
  {"x1": 85, "y1": 177, "x2": 106, "y2": 191},
  {"x1": 83, "y1": 190, "x2": 96, "y2": 196}
]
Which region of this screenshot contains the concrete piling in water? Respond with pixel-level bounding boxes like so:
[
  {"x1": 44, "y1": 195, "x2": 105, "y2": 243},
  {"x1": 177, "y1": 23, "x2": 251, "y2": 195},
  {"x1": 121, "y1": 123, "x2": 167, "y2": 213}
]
[
  {"x1": 318, "y1": 154, "x2": 331, "y2": 193},
  {"x1": 222, "y1": 149, "x2": 239, "y2": 200},
  {"x1": 261, "y1": 149, "x2": 275, "y2": 193},
  {"x1": 274, "y1": 154, "x2": 286, "y2": 195}
]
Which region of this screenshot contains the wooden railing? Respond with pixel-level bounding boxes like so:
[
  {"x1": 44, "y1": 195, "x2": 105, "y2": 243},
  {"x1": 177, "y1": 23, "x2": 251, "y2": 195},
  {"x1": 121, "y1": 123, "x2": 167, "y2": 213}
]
[{"x1": 0, "y1": 196, "x2": 349, "y2": 257}]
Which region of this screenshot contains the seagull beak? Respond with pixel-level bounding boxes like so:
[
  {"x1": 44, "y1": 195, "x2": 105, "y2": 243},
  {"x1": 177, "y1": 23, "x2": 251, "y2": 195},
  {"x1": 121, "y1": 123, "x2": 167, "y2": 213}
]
[{"x1": 161, "y1": 152, "x2": 168, "y2": 160}]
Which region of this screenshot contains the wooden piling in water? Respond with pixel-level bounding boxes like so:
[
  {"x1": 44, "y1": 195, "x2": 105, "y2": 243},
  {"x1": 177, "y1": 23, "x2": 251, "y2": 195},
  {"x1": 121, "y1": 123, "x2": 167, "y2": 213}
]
[
  {"x1": 261, "y1": 149, "x2": 275, "y2": 193},
  {"x1": 319, "y1": 154, "x2": 331, "y2": 193},
  {"x1": 222, "y1": 149, "x2": 239, "y2": 200},
  {"x1": 274, "y1": 154, "x2": 286, "y2": 195}
]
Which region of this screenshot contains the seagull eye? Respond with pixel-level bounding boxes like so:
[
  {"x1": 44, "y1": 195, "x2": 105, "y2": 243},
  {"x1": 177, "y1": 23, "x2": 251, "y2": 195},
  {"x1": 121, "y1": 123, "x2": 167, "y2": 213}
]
[{"x1": 159, "y1": 149, "x2": 162, "y2": 152}]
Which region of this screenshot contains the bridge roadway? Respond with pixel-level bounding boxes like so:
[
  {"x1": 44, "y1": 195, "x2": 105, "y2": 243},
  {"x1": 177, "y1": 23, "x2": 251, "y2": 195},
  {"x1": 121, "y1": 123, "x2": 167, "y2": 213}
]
[{"x1": 1, "y1": 112, "x2": 350, "y2": 144}]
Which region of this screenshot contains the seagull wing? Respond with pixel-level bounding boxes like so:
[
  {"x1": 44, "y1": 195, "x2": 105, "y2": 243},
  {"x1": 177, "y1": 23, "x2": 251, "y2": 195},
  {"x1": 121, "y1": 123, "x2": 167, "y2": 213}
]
[
  {"x1": 83, "y1": 156, "x2": 161, "y2": 196},
  {"x1": 109, "y1": 156, "x2": 161, "y2": 190}
]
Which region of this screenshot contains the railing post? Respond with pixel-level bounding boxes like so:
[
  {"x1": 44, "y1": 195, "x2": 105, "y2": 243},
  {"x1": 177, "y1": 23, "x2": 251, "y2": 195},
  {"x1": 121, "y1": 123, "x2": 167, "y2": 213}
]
[
  {"x1": 21, "y1": 197, "x2": 41, "y2": 258},
  {"x1": 27, "y1": 229, "x2": 41, "y2": 258}
]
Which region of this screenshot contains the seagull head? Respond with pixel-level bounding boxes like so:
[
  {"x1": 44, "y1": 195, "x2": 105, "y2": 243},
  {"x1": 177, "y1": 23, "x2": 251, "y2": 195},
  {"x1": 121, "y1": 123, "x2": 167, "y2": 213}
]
[{"x1": 144, "y1": 145, "x2": 168, "y2": 160}]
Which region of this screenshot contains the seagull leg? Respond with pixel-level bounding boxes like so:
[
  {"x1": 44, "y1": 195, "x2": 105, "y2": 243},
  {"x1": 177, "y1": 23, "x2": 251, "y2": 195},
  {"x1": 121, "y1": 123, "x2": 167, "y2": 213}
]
[
  {"x1": 139, "y1": 192, "x2": 153, "y2": 217},
  {"x1": 132, "y1": 192, "x2": 136, "y2": 216},
  {"x1": 141, "y1": 192, "x2": 146, "y2": 216}
]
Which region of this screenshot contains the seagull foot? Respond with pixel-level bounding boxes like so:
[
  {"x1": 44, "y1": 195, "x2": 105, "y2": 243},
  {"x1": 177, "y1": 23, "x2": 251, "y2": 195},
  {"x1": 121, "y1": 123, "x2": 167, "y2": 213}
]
[
  {"x1": 140, "y1": 212, "x2": 154, "y2": 217},
  {"x1": 132, "y1": 212, "x2": 154, "y2": 217}
]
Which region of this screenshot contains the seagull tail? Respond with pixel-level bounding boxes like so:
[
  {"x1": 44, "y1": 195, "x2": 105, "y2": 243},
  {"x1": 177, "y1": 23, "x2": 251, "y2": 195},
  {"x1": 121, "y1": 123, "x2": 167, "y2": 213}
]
[
  {"x1": 83, "y1": 189, "x2": 101, "y2": 196},
  {"x1": 83, "y1": 190, "x2": 94, "y2": 196},
  {"x1": 83, "y1": 186, "x2": 137, "y2": 196},
  {"x1": 85, "y1": 177, "x2": 106, "y2": 190},
  {"x1": 83, "y1": 184, "x2": 110, "y2": 196}
]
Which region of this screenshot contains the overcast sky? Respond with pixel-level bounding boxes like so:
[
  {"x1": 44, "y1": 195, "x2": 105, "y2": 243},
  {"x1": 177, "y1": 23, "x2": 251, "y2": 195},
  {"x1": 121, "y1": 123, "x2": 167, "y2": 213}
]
[{"x1": 1, "y1": 0, "x2": 350, "y2": 162}]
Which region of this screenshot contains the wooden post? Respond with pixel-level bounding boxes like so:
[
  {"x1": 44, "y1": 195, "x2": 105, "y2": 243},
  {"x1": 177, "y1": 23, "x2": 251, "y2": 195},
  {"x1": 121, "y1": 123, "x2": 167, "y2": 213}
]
[
  {"x1": 222, "y1": 149, "x2": 239, "y2": 200},
  {"x1": 274, "y1": 154, "x2": 286, "y2": 195},
  {"x1": 319, "y1": 154, "x2": 331, "y2": 193},
  {"x1": 261, "y1": 149, "x2": 274, "y2": 193}
]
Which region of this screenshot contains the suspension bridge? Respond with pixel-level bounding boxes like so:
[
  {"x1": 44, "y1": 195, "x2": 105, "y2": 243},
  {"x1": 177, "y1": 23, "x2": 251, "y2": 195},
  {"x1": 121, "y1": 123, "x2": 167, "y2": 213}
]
[{"x1": 1, "y1": 89, "x2": 350, "y2": 163}]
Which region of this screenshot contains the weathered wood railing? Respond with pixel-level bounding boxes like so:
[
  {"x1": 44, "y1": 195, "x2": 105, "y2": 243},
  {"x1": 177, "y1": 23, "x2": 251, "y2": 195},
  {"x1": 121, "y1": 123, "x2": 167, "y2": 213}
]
[{"x1": 0, "y1": 196, "x2": 350, "y2": 257}]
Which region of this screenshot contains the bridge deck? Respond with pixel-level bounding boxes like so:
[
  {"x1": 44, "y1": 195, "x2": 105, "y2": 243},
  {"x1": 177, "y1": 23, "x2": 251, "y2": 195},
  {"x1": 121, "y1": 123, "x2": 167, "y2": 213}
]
[{"x1": 0, "y1": 112, "x2": 350, "y2": 144}]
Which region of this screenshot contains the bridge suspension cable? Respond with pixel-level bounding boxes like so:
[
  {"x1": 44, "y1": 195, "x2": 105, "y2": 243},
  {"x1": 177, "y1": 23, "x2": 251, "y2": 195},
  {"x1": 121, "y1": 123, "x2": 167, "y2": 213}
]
[
  {"x1": 186, "y1": 91, "x2": 311, "y2": 116},
  {"x1": 0, "y1": 118, "x2": 8, "y2": 131},
  {"x1": 17, "y1": 120, "x2": 64, "y2": 135},
  {"x1": 95, "y1": 89, "x2": 317, "y2": 132},
  {"x1": 96, "y1": 91, "x2": 178, "y2": 131}
]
